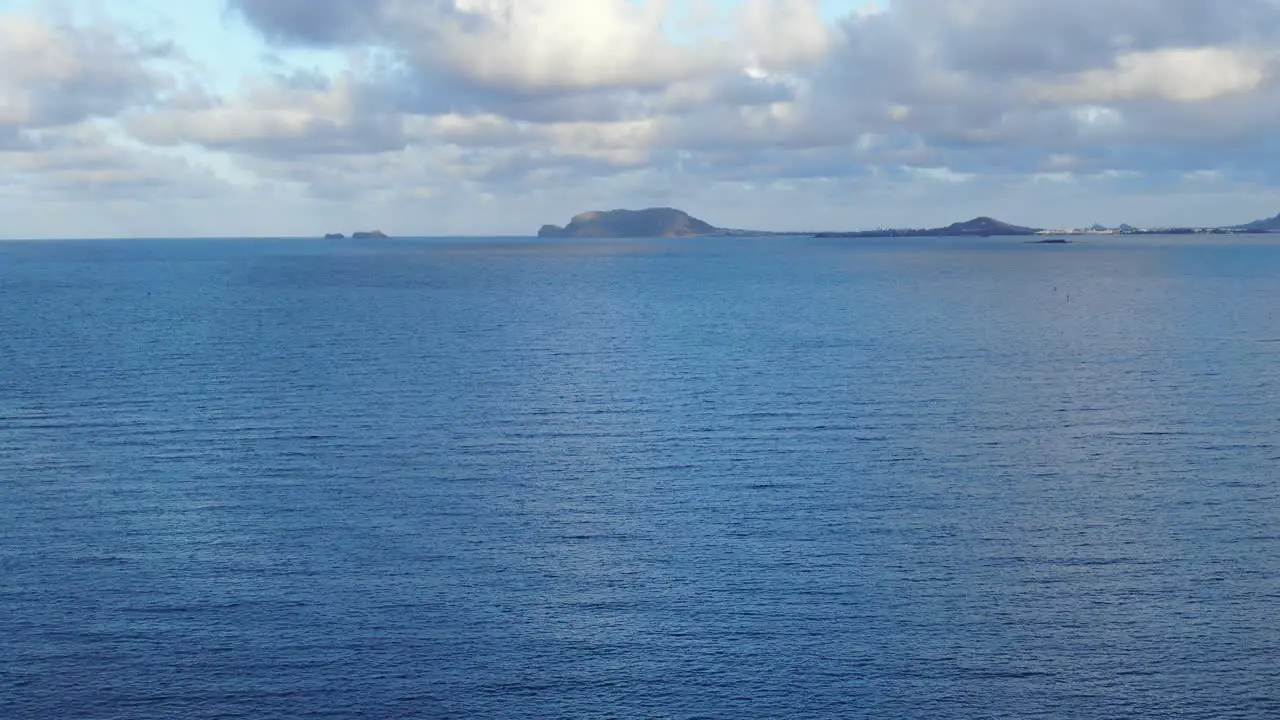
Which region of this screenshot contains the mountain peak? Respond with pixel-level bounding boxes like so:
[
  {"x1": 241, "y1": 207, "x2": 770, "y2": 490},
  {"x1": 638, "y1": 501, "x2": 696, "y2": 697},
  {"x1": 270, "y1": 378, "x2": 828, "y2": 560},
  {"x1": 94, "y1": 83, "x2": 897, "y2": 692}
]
[{"x1": 939, "y1": 216, "x2": 1039, "y2": 235}]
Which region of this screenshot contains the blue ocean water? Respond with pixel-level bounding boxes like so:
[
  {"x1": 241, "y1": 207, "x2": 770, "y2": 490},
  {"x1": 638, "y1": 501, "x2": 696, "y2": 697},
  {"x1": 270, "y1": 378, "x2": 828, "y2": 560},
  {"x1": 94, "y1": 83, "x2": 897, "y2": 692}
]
[{"x1": 1, "y1": 235, "x2": 1278, "y2": 719}]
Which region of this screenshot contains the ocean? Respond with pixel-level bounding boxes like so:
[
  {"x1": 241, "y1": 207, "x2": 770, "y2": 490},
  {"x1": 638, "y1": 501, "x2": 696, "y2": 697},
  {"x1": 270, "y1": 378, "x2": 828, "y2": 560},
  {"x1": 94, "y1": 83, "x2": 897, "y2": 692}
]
[{"x1": 2, "y1": 235, "x2": 1278, "y2": 719}]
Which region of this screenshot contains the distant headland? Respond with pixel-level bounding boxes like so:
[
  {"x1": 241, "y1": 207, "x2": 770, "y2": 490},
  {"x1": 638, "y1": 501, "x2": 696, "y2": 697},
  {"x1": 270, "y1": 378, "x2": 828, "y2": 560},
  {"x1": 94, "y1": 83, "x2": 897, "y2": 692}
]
[{"x1": 537, "y1": 207, "x2": 1280, "y2": 239}]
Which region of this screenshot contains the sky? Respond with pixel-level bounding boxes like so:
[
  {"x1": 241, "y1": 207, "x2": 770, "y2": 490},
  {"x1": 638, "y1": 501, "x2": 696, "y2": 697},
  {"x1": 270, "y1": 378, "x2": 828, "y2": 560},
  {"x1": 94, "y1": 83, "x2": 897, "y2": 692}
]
[{"x1": 2, "y1": 0, "x2": 1280, "y2": 238}]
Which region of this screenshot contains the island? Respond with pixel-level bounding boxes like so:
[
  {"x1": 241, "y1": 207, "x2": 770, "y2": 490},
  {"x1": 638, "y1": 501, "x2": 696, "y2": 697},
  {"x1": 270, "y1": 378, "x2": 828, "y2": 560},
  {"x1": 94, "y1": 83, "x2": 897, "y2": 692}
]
[
  {"x1": 534, "y1": 208, "x2": 1280, "y2": 240},
  {"x1": 324, "y1": 233, "x2": 345, "y2": 239},
  {"x1": 539, "y1": 208, "x2": 722, "y2": 238},
  {"x1": 352, "y1": 230, "x2": 389, "y2": 239},
  {"x1": 815, "y1": 216, "x2": 1042, "y2": 238}
]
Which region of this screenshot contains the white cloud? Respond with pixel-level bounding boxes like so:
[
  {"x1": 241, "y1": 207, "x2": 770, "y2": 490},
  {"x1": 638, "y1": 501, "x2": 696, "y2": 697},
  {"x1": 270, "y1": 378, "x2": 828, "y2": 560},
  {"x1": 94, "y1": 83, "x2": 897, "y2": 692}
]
[
  {"x1": 1, "y1": 122, "x2": 230, "y2": 203},
  {"x1": 906, "y1": 166, "x2": 976, "y2": 184},
  {"x1": 1036, "y1": 47, "x2": 1274, "y2": 103},
  {"x1": 126, "y1": 72, "x2": 412, "y2": 154},
  {"x1": 736, "y1": 0, "x2": 833, "y2": 68},
  {"x1": 231, "y1": 0, "x2": 834, "y2": 95},
  {"x1": 0, "y1": 13, "x2": 170, "y2": 129}
]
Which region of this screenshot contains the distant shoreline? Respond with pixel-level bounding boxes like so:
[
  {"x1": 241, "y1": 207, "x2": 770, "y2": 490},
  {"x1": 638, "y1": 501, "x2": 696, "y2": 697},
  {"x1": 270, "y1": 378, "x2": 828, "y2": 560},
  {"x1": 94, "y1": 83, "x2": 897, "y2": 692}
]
[{"x1": 537, "y1": 207, "x2": 1280, "y2": 239}]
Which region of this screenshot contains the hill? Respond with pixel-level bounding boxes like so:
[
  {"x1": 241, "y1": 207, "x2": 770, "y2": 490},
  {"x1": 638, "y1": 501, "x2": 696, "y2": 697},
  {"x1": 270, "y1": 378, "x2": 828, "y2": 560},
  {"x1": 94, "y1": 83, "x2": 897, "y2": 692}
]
[
  {"x1": 538, "y1": 208, "x2": 721, "y2": 238},
  {"x1": 815, "y1": 216, "x2": 1041, "y2": 238},
  {"x1": 932, "y1": 216, "x2": 1040, "y2": 236},
  {"x1": 1236, "y1": 212, "x2": 1280, "y2": 232}
]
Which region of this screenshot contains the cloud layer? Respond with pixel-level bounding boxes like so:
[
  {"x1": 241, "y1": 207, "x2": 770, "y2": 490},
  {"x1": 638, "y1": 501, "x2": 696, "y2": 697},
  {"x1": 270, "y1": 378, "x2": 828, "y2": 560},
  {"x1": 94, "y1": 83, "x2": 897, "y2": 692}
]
[{"x1": 3, "y1": 0, "x2": 1280, "y2": 237}]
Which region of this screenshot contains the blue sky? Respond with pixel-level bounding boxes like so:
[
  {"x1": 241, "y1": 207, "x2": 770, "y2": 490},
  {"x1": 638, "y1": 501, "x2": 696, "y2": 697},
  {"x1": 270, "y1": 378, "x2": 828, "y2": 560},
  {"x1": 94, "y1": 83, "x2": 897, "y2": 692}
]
[{"x1": 2, "y1": 0, "x2": 1279, "y2": 238}]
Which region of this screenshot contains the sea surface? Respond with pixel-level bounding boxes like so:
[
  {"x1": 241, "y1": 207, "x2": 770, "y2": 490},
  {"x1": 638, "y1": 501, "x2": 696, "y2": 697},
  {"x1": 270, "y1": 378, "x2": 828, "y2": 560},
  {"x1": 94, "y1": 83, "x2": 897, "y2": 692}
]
[{"x1": 2, "y1": 235, "x2": 1278, "y2": 719}]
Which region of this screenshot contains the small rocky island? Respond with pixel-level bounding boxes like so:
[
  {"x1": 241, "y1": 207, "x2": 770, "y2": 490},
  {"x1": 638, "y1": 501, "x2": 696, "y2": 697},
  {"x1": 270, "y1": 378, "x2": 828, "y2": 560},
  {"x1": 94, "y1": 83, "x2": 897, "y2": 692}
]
[
  {"x1": 324, "y1": 231, "x2": 389, "y2": 239},
  {"x1": 539, "y1": 208, "x2": 722, "y2": 238}
]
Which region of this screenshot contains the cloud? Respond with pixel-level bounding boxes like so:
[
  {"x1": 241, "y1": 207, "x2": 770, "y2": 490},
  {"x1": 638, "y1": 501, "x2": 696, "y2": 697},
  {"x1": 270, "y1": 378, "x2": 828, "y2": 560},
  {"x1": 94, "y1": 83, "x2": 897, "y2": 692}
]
[
  {"x1": 887, "y1": 0, "x2": 1280, "y2": 79},
  {"x1": 1035, "y1": 47, "x2": 1275, "y2": 104},
  {"x1": 2, "y1": 123, "x2": 230, "y2": 202},
  {"x1": 0, "y1": 14, "x2": 173, "y2": 130},
  {"x1": 0, "y1": 10, "x2": 233, "y2": 220},
  {"x1": 229, "y1": 0, "x2": 833, "y2": 96},
  {"x1": 8, "y1": 0, "x2": 1280, "y2": 238},
  {"x1": 126, "y1": 70, "x2": 415, "y2": 156},
  {"x1": 226, "y1": 0, "x2": 392, "y2": 45},
  {"x1": 213, "y1": 0, "x2": 1280, "y2": 162}
]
